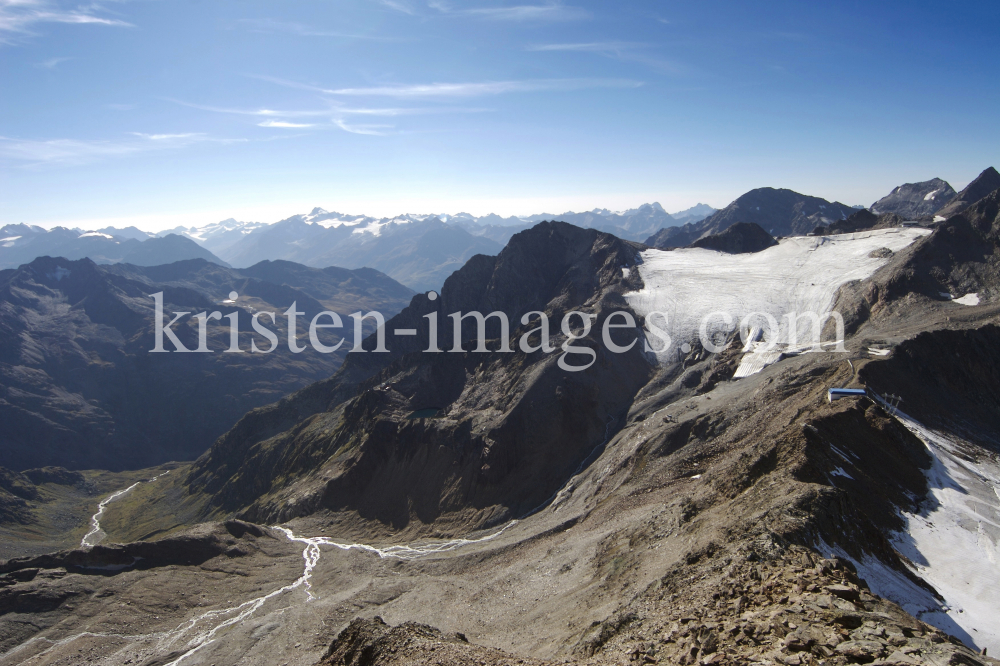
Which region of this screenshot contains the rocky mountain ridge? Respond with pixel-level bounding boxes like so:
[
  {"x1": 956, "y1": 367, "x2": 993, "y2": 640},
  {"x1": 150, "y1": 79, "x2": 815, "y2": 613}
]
[
  {"x1": 646, "y1": 188, "x2": 856, "y2": 249},
  {"x1": 0, "y1": 227, "x2": 228, "y2": 270},
  {"x1": 0, "y1": 256, "x2": 413, "y2": 472}
]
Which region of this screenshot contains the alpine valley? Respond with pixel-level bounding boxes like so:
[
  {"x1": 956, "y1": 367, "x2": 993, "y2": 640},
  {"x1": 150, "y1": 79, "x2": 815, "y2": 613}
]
[{"x1": 2, "y1": 171, "x2": 1000, "y2": 666}]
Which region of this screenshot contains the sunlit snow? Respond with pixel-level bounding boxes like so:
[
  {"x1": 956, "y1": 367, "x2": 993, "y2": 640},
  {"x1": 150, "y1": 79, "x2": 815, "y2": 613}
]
[
  {"x1": 863, "y1": 404, "x2": 1000, "y2": 653},
  {"x1": 625, "y1": 228, "x2": 930, "y2": 362},
  {"x1": 953, "y1": 293, "x2": 980, "y2": 306}
]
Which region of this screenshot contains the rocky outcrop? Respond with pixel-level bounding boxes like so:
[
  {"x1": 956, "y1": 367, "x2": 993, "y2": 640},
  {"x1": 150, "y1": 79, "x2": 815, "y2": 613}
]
[
  {"x1": 319, "y1": 616, "x2": 553, "y2": 666},
  {"x1": 832, "y1": 188, "x2": 1000, "y2": 335},
  {"x1": 860, "y1": 325, "x2": 1000, "y2": 447},
  {"x1": 871, "y1": 178, "x2": 957, "y2": 219},
  {"x1": 586, "y1": 545, "x2": 996, "y2": 666},
  {"x1": 689, "y1": 222, "x2": 778, "y2": 253},
  {"x1": 933, "y1": 167, "x2": 1000, "y2": 220},
  {"x1": 183, "y1": 222, "x2": 654, "y2": 528},
  {"x1": 826, "y1": 210, "x2": 909, "y2": 235}
]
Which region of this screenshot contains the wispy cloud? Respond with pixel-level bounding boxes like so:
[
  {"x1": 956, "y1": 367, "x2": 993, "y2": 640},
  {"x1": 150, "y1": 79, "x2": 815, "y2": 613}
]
[
  {"x1": 527, "y1": 40, "x2": 686, "y2": 75},
  {"x1": 35, "y1": 55, "x2": 70, "y2": 68},
  {"x1": 128, "y1": 132, "x2": 205, "y2": 141},
  {"x1": 377, "y1": 0, "x2": 417, "y2": 15},
  {"x1": 527, "y1": 41, "x2": 645, "y2": 54},
  {"x1": 0, "y1": 0, "x2": 132, "y2": 43},
  {"x1": 166, "y1": 98, "x2": 333, "y2": 118},
  {"x1": 237, "y1": 18, "x2": 395, "y2": 40},
  {"x1": 255, "y1": 75, "x2": 643, "y2": 98},
  {"x1": 170, "y1": 96, "x2": 489, "y2": 137},
  {"x1": 0, "y1": 132, "x2": 238, "y2": 167},
  {"x1": 429, "y1": 1, "x2": 589, "y2": 21},
  {"x1": 258, "y1": 120, "x2": 315, "y2": 128},
  {"x1": 333, "y1": 119, "x2": 393, "y2": 136}
]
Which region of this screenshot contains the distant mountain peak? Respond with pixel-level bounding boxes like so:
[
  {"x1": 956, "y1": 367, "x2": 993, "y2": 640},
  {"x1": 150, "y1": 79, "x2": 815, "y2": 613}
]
[
  {"x1": 870, "y1": 177, "x2": 957, "y2": 218},
  {"x1": 646, "y1": 187, "x2": 853, "y2": 249},
  {"x1": 933, "y1": 167, "x2": 1000, "y2": 220}
]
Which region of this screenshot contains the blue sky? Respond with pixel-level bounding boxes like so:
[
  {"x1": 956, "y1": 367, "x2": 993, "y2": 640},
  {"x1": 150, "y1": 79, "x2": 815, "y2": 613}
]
[{"x1": 1, "y1": 0, "x2": 998, "y2": 231}]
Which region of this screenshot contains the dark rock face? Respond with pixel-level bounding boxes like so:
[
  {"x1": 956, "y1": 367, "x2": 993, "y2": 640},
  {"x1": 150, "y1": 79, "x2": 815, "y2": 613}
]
[
  {"x1": 827, "y1": 210, "x2": 909, "y2": 235},
  {"x1": 183, "y1": 222, "x2": 655, "y2": 527},
  {"x1": 861, "y1": 326, "x2": 1000, "y2": 447},
  {"x1": 689, "y1": 222, "x2": 778, "y2": 254},
  {"x1": 646, "y1": 188, "x2": 855, "y2": 249},
  {"x1": 870, "y1": 177, "x2": 957, "y2": 219},
  {"x1": 933, "y1": 166, "x2": 1000, "y2": 220},
  {"x1": 0, "y1": 256, "x2": 413, "y2": 472}
]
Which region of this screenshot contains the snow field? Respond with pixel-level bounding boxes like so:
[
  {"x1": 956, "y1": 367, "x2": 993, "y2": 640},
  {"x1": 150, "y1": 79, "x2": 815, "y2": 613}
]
[{"x1": 625, "y1": 228, "x2": 931, "y2": 363}]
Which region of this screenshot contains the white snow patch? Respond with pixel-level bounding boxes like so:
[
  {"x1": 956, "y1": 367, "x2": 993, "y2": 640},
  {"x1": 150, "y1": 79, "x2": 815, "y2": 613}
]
[
  {"x1": 622, "y1": 267, "x2": 630, "y2": 278},
  {"x1": 314, "y1": 218, "x2": 363, "y2": 229},
  {"x1": 0, "y1": 235, "x2": 22, "y2": 243},
  {"x1": 830, "y1": 466, "x2": 854, "y2": 480},
  {"x1": 352, "y1": 217, "x2": 412, "y2": 237},
  {"x1": 817, "y1": 539, "x2": 950, "y2": 630},
  {"x1": 624, "y1": 228, "x2": 930, "y2": 363},
  {"x1": 934, "y1": 215, "x2": 947, "y2": 223},
  {"x1": 78, "y1": 231, "x2": 114, "y2": 239},
  {"x1": 953, "y1": 293, "x2": 980, "y2": 306},
  {"x1": 844, "y1": 402, "x2": 1000, "y2": 653},
  {"x1": 830, "y1": 444, "x2": 857, "y2": 463},
  {"x1": 924, "y1": 189, "x2": 941, "y2": 201}
]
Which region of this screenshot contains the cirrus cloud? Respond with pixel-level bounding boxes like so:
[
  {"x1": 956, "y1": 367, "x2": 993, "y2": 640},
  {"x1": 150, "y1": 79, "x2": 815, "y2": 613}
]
[{"x1": 0, "y1": 0, "x2": 132, "y2": 43}]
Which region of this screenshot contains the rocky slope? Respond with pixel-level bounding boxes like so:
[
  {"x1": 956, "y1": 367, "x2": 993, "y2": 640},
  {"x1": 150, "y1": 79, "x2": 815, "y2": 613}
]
[
  {"x1": 932, "y1": 167, "x2": 1000, "y2": 220},
  {"x1": 0, "y1": 256, "x2": 413, "y2": 472},
  {"x1": 870, "y1": 178, "x2": 957, "y2": 219},
  {"x1": 832, "y1": 187, "x2": 1000, "y2": 337},
  {"x1": 180, "y1": 221, "x2": 653, "y2": 528},
  {"x1": 689, "y1": 222, "x2": 777, "y2": 254},
  {"x1": 646, "y1": 188, "x2": 855, "y2": 249}
]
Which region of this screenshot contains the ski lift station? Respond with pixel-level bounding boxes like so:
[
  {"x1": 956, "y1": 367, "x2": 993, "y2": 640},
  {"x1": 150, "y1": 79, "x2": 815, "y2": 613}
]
[{"x1": 828, "y1": 388, "x2": 867, "y2": 402}]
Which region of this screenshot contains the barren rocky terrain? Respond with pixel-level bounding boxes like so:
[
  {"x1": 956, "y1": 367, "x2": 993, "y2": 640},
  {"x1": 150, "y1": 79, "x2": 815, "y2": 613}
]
[{"x1": 2, "y1": 196, "x2": 1000, "y2": 666}]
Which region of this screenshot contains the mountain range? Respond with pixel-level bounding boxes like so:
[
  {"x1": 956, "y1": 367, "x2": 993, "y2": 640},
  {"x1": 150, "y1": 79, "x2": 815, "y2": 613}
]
[
  {"x1": 0, "y1": 226, "x2": 227, "y2": 270},
  {"x1": 5, "y1": 172, "x2": 997, "y2": 297},
  {"x1": 1, "y1": 176, "x2": 1000, "y2": 664},
  {"x1": 646, "y1": 187, "x2": 858, "y2": 248},
  {"x1": 1, "y1": 203, "x2": 717, "y2": 292},
  {"x1": 647, "y1": 167, "x2": 1000, "y2": 249},
  {"x1": 0, "y1": 257, "x2": 413, "y2": 472}
]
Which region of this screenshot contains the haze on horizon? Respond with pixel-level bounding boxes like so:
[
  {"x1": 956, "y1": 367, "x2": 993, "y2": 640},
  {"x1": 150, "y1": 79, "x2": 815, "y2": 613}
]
[{"x1": 1, "y1": 0, "x2": 998, "y2": 233}]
